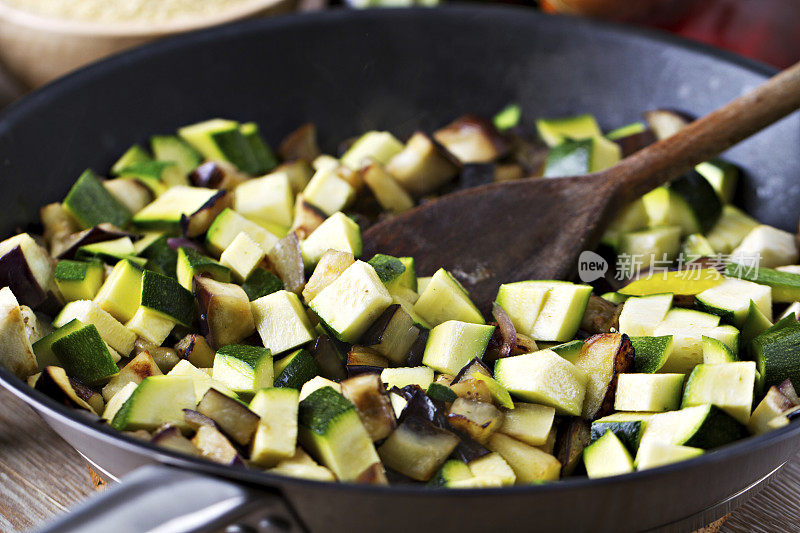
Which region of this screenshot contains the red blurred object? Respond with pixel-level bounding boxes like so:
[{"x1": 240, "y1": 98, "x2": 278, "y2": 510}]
[{"x1": 542, "y1": 0, "x2": 800, "y2": 69}]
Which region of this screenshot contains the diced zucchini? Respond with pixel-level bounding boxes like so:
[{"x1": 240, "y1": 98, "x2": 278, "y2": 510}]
[
  {"x1": 705, "y1": 205, "x2": 759, "y2": 254},
  {"x1": 302, "y1": 166, "x2": 356, "y2": 216},
  {"x1": 681, "y1": 233, "x2": 715, "y2": 262},
  {"x1": 367, "y1": 254, "x2": 406, "y2": 285},
  {"x1": 111, "y1": 144, "x2": 151, "y2": 176},
  {"x1": 75, "y1": 237, "x2": 139, "y2": 266},
  {"x1": 252, "y1": 290, "x2": 315, "y2": 356},
  {"x1": 630, "y1": 336, "x2": 673, "y2": 373},
  {"x1": 167, "y1": 359, "x2": 238, "y2": 401},
  {"x1": 239, "y1": 122, "x2": 278, "y2": 174},
  {"x1": 414, "y1": 269, "x2": 484, "y2": 327},
  {"x1": 543, "y1": 136, "x2": 621, "y2": 177},
  {"x1": 750, "y1": 320, "x2": 800, "y2": 390},
  {"x1": 63, "y1": 169, "x2": 131, "y2": 229},
  {"x1": 422, "y1": 320, "x2": 494, "y2": 375},
  {"x1": 219, "y1": 232, "x2": 265, "y2": 282},
  {"x1": 54, "y1": 300, "x2": 136, "y2": 356},
  {"x1": 653, "y1": 308, "x2": 721, "y2": 374},
  {"x1": 32, "y1": 319, "x2": 83, "y2": 370},
  {"x1": 617, "y1": 226, "x2": 682, "y2": 271},
  {"x1": 696, "y1": 278, "x2": 772, "y2": 326},
  {"x1": 695, "y1": 159, "x2": 738, "y2": 204},
  {"x1": 51, "y1": 324, "x2": 119, "y2": 385},
  {"x1": 140, "y1": 270, "x2": 195, "y2": 326},
  {"x1": 727, "y1": 263, "x2": 800, "y2": 304},
  {"x1": 299, "y1": 387, "x2": 382, "y2": 481},
  {"x1": 494, "y1": 282, "x2": 550, "y2": 336},
  {"x1": 472, "y1": 373, "x2": 514, "y2": 409},
  {"x1": 667, "y1": 170, "x2": 723, "y2": 234},
  {"x1": 590, "y1": 414, "x2": 649, "y2": 454},
  {"x1": 427, "y1": 460, "x2": 473, "y2": 487},
  {"x1": 494, "y1": 349, "x2": 588, "y2": 416},
  {"x1": 137, "y1": 234, "x2": 178, "y2": 278},
  {"x1": 486, "y1": 433, "x2": 561, "y2": 483},
  {"x1": 378, "y1": 417, "x2": 459, "y2": 482},
  {"x1": 302, "y1": 249, "x2": 355, "y2": 303},
  {"x1": 467, "y1": 452, "x2": 516, "y2": 486},
  {"x1": 528, "y1": 281, "x2": 593, "y2": 342},
  {"x1": 111, "y1": 375, "x2": 196, "y2": 432},
  {"x1": 638, "y1": 404, "x2": 745, "y2": 450},
  {"x1": 535, "y1": 114, "x2": 602, "y2": 147},
  {"x1": 341, "y1": 131, "x2": 404, "y2": 170},
  {"x1": 212, "y1": 344, "x2": 273, "y2": 396},
  {"x1": 362, "y1": 163, "x2": 415, "y2": 213},
  {"x1": 176, "y1": 247, "x2": 231, "y2": 291},
  {"x1": 499, "y1": 403, "x2": 555, "y2": 446},
  {"x1": 549, "y1": 339, "x2": 585, "y2": 364},
  {"x1": 583, "y1": 430, "x2": 633, "y2": 479},
  {"x1": 493, "y1": 104, "x2": 522, "y2": 131},
  {"x1": 207, "y1": 208, "x2": 279, "y2": 258},
  {"x1": 234, "y1": 173, "x2": 294, "y2": 228},
  {"x1": 606, "y1": 121, "x2": 647, "y2": 140},
  {"x1": 150, "y1": 135, "x2": 202, "y2": 176},
  {"x1": 702, "y1": 335, "x2": 737, "y2": 364},
  {"x1": 426, "y1": 382, "x2": 457, "y2": 403},
  {"x1": 249, "y1": 387, "x2": 299, "y2": 467},
  {"x1": 54, "y1": 260, "x2": 104, "y2": 302},
  {"x1": 300, "y1": 212, "x2": 363, "y2": 269},
  {"x1": 178, "y1": 118, "x2": 258, "y2": 174},
  {"x1": 241, "y1": 268, "x2": 284, "y2": 301},
  {"x1": 730, "y1": 225, "x2": 798, "y2": 268},
  {"x1": 299, "y1": 376, "x2": 341, "y2": 401},
  {"x1": 274, "y1": 349, "x2": 319, "y2": 390},
  {"x1": 102, "y1": 381, "x2": 139, "y2": 421},
  {"x1": 635, "y1": 441, "x2": 704, "y2": 470},
  {"x1": 601, "y1": 198, "x2": 650, "y2": 249},
  {"x1": 682, "y1": 361, "x2": 755, "y2": 424},
  {"x1": 310, "y1": 261, "x2": 392, "y2": 343},
  {"x1": 268, "y1": 448, "x2": 335, "y2": 482},
  {"x1": 618, "y1": 293, "x2": 673, "y2": 337},
  {"x1": 132, "y1": 186, "x2": 219, "y2": 231},
  {"x1": 614, "y1": 373, "x2": 684, "y2": 412},
  {"x1": 119, "y1": 161, "x2": 186, "y2": 194},
  {"x1": 126, "y1": 306, "x2": 175, "y2": 345},
  {"x1": 381, "y1": 366, "x2": 434, "y2": 391},
  {"x1": 619, "y1": 268, "x2": 722, "y2": 297}
]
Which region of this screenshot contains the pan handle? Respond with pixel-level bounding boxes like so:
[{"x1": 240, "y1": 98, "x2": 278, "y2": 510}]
[{"x1": 35, "y1": 464, "x2": 306, "y2": 533}]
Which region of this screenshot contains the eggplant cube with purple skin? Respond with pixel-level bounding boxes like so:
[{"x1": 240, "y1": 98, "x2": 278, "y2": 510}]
[
  {"x1": 195, "y1": 277, "x2": 256, "y2": 349},
  {"x1": 0, "y1": 233, "x2": 58, "y2": 310},
  {"x1": 0, "y1": 287, "x2": 39, "y2": 378}
]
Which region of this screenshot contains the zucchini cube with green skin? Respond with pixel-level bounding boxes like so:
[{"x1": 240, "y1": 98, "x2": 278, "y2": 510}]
[
  {"x1": 528, "y1": 281, "x2": 593, "y2": 342},
  {"x1": 206, "y1": 208, "x2": 280, "y2": 257},
  {"x1": 150, "y1": 135, "x2": 202, "y2": 176},
  {"x1": 219, "y1": 232, "x2": 265, "y2": 282},
  {"x1": 54, "y1": 300, "x2": 136, "y2": 356},
  {"x1": 178, "y1": 118, "x2": 258, "y2": 174},
  {"x1": 653, "y1": 308, "x2": 721, "y2": 375},
  {"x1": 638, "y1": 404, "x2": 746, "y2": 450},
  {"x1": 422, "y1": 321, "x2": 494, "y2": 375},
  {"x1": 32, "y1": 318, "x2": 83, "y2": 371},
  {"x1": 535, "y1": 114, "x2": 602, "y2": 147},
  {"x1": 467, "y1": 452, "x2": 516, "y2": 486},
  {"x1": 250, "y1": 387, "x2": 299, "y2": 467},
  {"x1": 102, "y1": 381, "x2": 138, "y2": 421},
  {"x1": 682, "y1": 361, "x2": 756, "y2": 424},
  {"x1": 167, "y1": 360, "x2": 238, "y2": 402},
  {"x1": 543, "y1": 136, "x2": 621, "y2": 177},
  {"x1": 590, "y1": 414, "x2": 648, "y2": 454},
  {"x1": 695, "y1": 159, "x2": 738, "y2": 204},
  {"x1": 136, "y1": 233, "x2": 178, "y2": 278},
  {"x1": 618, "y1": 226, "x2": 682, "y2": 269},
  {"x1": 730, "y1": 225, "x2": 799, "y2": 269},
  {"x1": 119, "y1": 161, "x2": 187, "y2": 195},
  {"x1": 427, "y1": 460, "x2": 474, "y2": 487},
  {"x1": 367, "y1": 254, "x2": 406, "y2": 284},
  {"x1": 380, "y1": 366, "x2": 434, "y2": 390},
  {"x1": 630, "y1": 336, "x2": 674, "y2": 373},
  {"x1": 176, "y1": 247, "x2": 231, "y2": 291},
  {"x1": 94, "y1": 259, "x2": 143, "y2": 323},
  {"x1": 494, "y1": 349, "x2": 588, "y2": 416},
  {"x1": 550, "y1": 339, "x2": 585, "y2": 364},
  {"x1": 695, "y1": 278, "x2": 772, "y2": 327},
  {"x1": 63, "y1": 169, "x2": 132, "y2": 229},
  {"x1": 140, "y1": 270, "x2": 195, "y2": 327},
  {"x1": 413, "y1": 268, "x2": 484, "y2": 327},
  {"x1": 583, "y1": 430, "x2": 634, "y2": 479},
  {"x1": 54, "y1": 260, "x2": 104, "y2": 302},
  {"x1": 132, "y1": 186, "x2": 221, "y2": 232},
  {"x1": 111, "y1": 375, "x2": 196, "y2": 432},
  {"x1": 600, "y1": 198, "x2": 650, "y2": 249},
  {"x1": 310, "y1": 261, "x2": 392, "y2": 343},
  {"x1": 252, "y1": 290, "x2": 315, "y2": 355},
  {"x1": 299, "y1": 386, "x2": 382, "y2": 481},
  {"x1": 51, "y1": 324, "x2": 119, "y2": 385},
  {"x1": 75, "y1": 237, "x2": 140, "y2": 265},
  {"x1": 634, "y1": 441, "x2": 704, "y2": 470},
  {"x1": 341, "y1": 131, "x2": 404, "y2": 170},
  {"x1": 302, "y1": 166, "x2": 355, "y2": 216},
  {"x1": 126, "y1": 306, "x2": 176, "y2": 346},
  {"x1": 494, "y1": 282, "x2": 550, "y2": 335},
  {"x1": 273, "y1": 349, "x2": 319, "y2": 390},
  {"x1": 234, "y1": 173, "x2": 294, "y2": 228},
  {"x1": 702, "y1": 335, "x2": 737, "y2": 364},
  {"x1": 618, "y1": 293, "x2": 673, "y2": 338},
  {"x1": 303, "y1": 249, "x2": 355, "y2": 303},
  {"x1": 240, "y1": 122, "x2": 278, "y2": 175},
  {"x1": 212, "y1": 344, "x2": 273, "y2": 396},
  {"x1": 681, "y1": 233, "x2": 716, "y2": 262},
  {"x1": 706, "y1": 205, "x2": 759, "y2": 254},
  {"x1": 241, "y1": 268, "x2": 284, "y2": 301},
  {"x1": 300, "y1": 212, "x2": 363, "y2": 269},
  {"x1": 111, "y1": 144, "x2": 151, "y2": 176},
  {"x1": 726, "y1": 263, "x2": 800, "y2": 304},
  {"x1": 614, "y1": 373, "x2": 684, "y2": 412}
]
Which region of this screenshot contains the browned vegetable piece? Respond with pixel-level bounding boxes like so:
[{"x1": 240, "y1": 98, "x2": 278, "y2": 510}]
[
  {"x1": 0, "y1": 286, "x2": 39, "y2": 378},
  {"x1": 377, "y1": 417, "x2": 460, "y2": 481},
  {"x1": 40, "y1": 203, "x2": 79, "y2": 257},
  {"x1": 174, "y1": 333, "x2": 216, "y2": 368},
  {"x1": 506, "y1": 132, "x2": 549, "y2": 176},
  {"x1": 310, "y1": 334, "x2": 347, "y2": 381},
  {"x1": 189, "y1": 161, "x2": 247, "y2": 189},
  {"x1": 274, "y1": 160, "x2": 315, "y2": 195},
  {"x1": 555, "y1": 418, "x2": 591, "y2": 476},
  {"x1": 361, "y1": 162, "x2": 415, "y2": 214},
  {"x1": 346, "y1": 346, "x2": 389, "y2": 369},
  {"x1": 133, "y1": 337, "x2": 181, "y2": 374},
  {"x1": 196, "y1": 388, "x2": 260, "y2": 446},
  {"x1": 180, "y1": 189, "x2": 233, "y2": 238},
  {"x1": 266, "y1": 232, "x2": 305, "y2": 294},
  {"x1": 447, "y1": 398, "x2": 504, "y2": 444},
  {"x1": 434, "y1": 373, "x2": 454, "y2": 386},
  {"x1": 385, "y1": 132, "x2": 459, "y2": 196},
  {"x1": 361, "y1": 304, "x2": 421, "y2": 365},
  {"x1": 778, "y1": 378, "x2": 800, "y2": 405},
  {"x1": 102, "y1": 351, "x2": 163, "y2": 401},
  {"x1": 494, "y1": 163, "x2": 525, "y2": 182},
  {"x1": 302, "y1": 249, "x2": 355, "y2": 303},
  {"x1": 0, "y1": 235, "x2": 58, "y2": 311},
  {"x1": 451, "y1": 358, "x2": 492, "y2": 384},
  {"x1": 291, "y1": 193, "x2": 327, "y2": 239},
  {"x1": 450, "y1": 379, "x2": 493, "y2": 404},
  {"x1": 354, "y1": 462, "x2": 389, "y2": 485},
  {"x1": 191, "y1": 425, "x2": 242, "y2": 465},
  {"x1": 580, "y1": 295, "x2": 622, "y2": 334},
  {"x1": 194, "y1": 276, "x2": 255, "y2": 349},
  {"x1": 536, "y1": 427, "x2": 557, "y2": 455},
  {"x1": 151, "y1": 424, "x2": 201, "y2": 456},
  {"x1": 34, "y1": 365, "x2": 103, "y2": 414},
  {"x1": 432, "y1": 115, "x2": 509, "y2": 164},
  {"x1": 340, "y1": 373, "x2": 396, "y2": 441},
  {"x1": 278, "y1": 122, "x2": 321, "y2": 163},
  {"x1": 572, "y1": 333, "x2": 635, "y2": 420},
  {"x1": 183, "y1": 408, "x2": 218, "y2": 431}
]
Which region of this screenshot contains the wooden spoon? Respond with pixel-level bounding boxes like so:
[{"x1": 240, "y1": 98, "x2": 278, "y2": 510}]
[{"x1": 363, "y1": 61, "x2": 800, "y2": 309}]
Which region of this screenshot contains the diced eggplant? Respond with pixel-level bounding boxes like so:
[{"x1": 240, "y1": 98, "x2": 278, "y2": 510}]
[
  {"x1": 34, "y1": 366, "x2": 103, "y2": 415},
  {"x1": 180, "y1": 190, "x2": 233, "y2": 238},
  {"x1": 449, "y1": 379, "x2": 493, "y2": 404},
  {"x1": 506, "y1": 131, "x2": 549, "y2": 176},
  {"x1": 103, "y1": 178, "x2": 153, "y2": 214},
  {"x1": 406, "y1": 328, "x2": 428, "y2": 367},
  {"x1": 196, "y1": 388, "x2": 260, "y2": 446},
  {"x1": 133, "y1": 337, "x2": 181, "y2": 373},
  {"x1": 340, "y1": 373, "x2": 397, "y2": 441},
  {"x1": 194, "y1": 276, "x2": 255, "y2": 348},
  {"x1": 396, "y1": 385, "x2": 449, "y2": 429},
  {"x1": 361, "y1": 162, "x2": 415, "y2": 214},
  {"x1": 361, "y1": 304, "x2": 421, "y2": 365},
  {"x1": 151, "y1": 424, "x2": 201, "y2": 456},
  {"x1": 377, "y1": 417, "x2": 460, "y2": 481},
  {"x1": 385, "y1": 132, "x2": 459, "y2": 196},
  {"x1": 302, "y1": 249, "x2": 355, "y2": 303},
  {"x1": 311, "y1": 334, "x2": 347, "y2": 381},
  {"x1": 291, "y1": 194, "x2": 327, "y2": 240},
  {"x1": 451, "y1": 358, "x2": 492, "y2": 384},
  {"x1": 174, "y1": 333, "x2": 216, "y2": 368},
  {"x1": 268, "y1": 447, "x2": 335, "y2": 482},
  {"x1": 432, "y1": 116, "x2": 509, "y2": 164},
  {"x1": 183, "y1": 408, "x2": 219, "y2": 431},
  {"x1": 0, "y1": 287, "x2": 38, "y2": 378},
  {"x1": 56, "y1": 224, "x2": 136, "y2": 260},
  {"x1": 191, "y1": 425, "x2": 243, "y2": 465},
  {"x1": 274, "y1": 160, "x2": 315, "y2": 195},
  {"x1": 40, "y1": 203, "x2": 80, "y2": 257},
  {"x1": 536, "y1": 427, "x2": 557, "y2": 455},
  {"x1": 643, "y1": 109, "x2": 692, "y2": 140},
  {"x1": 748, "y1": 386, "x2": 798, "y2": 435},
  {"x1": 278, "y1": 123, "x2": 321, "y2": 163},
  {"x1": 778, "y1": 378, "x2": 800, "y2": 406},
  {"x1": 572, "y1": 333, "x2": 635, "y2": 420},
  {"x1": 346, "y1": 346, "x2": 390, "y2": 369},
  {"x1": 580, "y1": 295, "x2": 621, "y2": 335},
  {"x1": 19, "y1": 305, "x2": 52, "y2": 345},
  {"x1": 266, "y1": 232, "x2": 305, "y2": 294},
  {"x1": 102, "y1": 351, "x2": 163, "y2": 401},
  {"x1": 447, "y1": 398, "x2": 504, "y2": 444},
  {"x1": 555, "y1": 418, "x2": 591, "y2": 476},
  {"x1": 493, "y1": 163, "x2": 525, "y2": 182},
  {"x1": 613, "y1": 129, "x2": 656, "y2": 157},
  {"x1": 450, "y1": 432, "x2": 492, "y2": 464},
  {"x1": 189, "y1": 161, "x2": 247, "y2": 189},
  {"x1": 354, "y1": 462, "x2": 389, "y2": 485},
  {"x1": 0, "y1": 234, "x2": 57, "y2": 310}
]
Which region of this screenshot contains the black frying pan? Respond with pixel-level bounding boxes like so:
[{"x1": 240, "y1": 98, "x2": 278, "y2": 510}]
[{"x1": 1, "y1": 6, "x2": 799, "y2": 533}]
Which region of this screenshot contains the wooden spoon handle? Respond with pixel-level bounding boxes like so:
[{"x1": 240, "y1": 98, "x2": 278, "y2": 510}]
[{"x1": 613, "y1": 60, "x2": 800, "y2": 203}]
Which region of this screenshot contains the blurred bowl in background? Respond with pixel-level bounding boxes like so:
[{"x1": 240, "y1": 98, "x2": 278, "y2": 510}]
[{"x1": 0, "y1": 0, "x2": 294, "y2": 89}]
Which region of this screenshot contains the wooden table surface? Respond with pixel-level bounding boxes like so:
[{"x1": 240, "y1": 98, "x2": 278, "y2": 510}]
[{"x1": 0, "y1": 387, "x2": 798, "y2": 532}]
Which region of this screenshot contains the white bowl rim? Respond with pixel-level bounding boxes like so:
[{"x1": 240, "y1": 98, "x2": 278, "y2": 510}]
[{"x1": 0, "y1": 0, "x2": 286, "y2": 37}]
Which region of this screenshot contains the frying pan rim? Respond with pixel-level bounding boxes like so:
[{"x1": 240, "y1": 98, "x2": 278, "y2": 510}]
[{"x1": 0, "y1": 4, "x2": 796, "y2": 500}]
